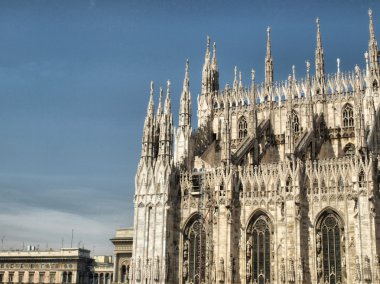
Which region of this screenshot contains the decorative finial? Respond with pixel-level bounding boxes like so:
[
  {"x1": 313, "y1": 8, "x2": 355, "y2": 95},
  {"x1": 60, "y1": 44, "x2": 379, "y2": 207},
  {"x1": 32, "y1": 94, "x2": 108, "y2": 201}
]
[
  {"x1": 316, "y1": 17, "x2": 320, "y2": 27},
  {"x1": 234, "y1": 66, "x2": 238, "y2": 81},
  {"x1": 167, "y1": 79, "x2": 171, "y2": 94},
  {"x1": 365, "y1": 51, "x2": 369, "y2": 60},
  {"x1": 355, "y1": 65, "x2": 360, "y2": 77},
  {"x1": 292, "y1": 65, "x2": 296, "y2": 79},
  {"x1": 212, "y1": 42, "x2": 218, "y2": 68},
  {"x1": 267, "y1": 26, "x2": 271, "y2": 36},
  {"x1": 306, "y1": 61, "x2": 310, "y2": 73},
  {"x1": 159, "y1": 87, "x2": 163, "y2": 100},
  {"x1": 239, "y1": 72, "x2": 242, "y2": 83},
  {"x1": 150, "y1": 81, "x2": 154, "y2": 97},
  {"x1": 337, "y1": 58, "x2": 340, "y2": 74},
  {"x1": 183, "y1": 59, "x2": 190, "y2": 89},
  {"x1": 369, "y1": 9, "x2": 375, "y2": 40},
  {"x1": 251, "y1": 69, "x2": 255, "y2": 82},
  {"x1": 205, "y1": 36, "x2": 211, "y2": 62}
]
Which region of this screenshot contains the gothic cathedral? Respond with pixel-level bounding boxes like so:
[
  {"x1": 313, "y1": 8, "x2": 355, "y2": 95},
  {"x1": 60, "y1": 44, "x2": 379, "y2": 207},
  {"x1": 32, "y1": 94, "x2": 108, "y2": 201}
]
[{"x1": 131, "y1": 10, "x2": 380, "y2": 284}]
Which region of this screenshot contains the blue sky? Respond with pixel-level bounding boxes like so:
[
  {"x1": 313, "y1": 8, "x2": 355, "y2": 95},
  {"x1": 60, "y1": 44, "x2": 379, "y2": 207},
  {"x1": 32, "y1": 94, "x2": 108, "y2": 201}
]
[{"x1": 0, "y1": 0, "x2": 379, "y2": 254}]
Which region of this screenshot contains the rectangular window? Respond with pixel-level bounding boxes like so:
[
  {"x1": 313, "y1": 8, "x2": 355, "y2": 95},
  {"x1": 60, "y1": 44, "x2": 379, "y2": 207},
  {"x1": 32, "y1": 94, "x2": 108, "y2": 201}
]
[
  {"x1": 19, "y1": 272, "x2": 24, "y2": 284},
  {"x1": 29, "y1": 273, "x2": 34, "y2": 284},
  {"x1": 39, "y1": 273, "x2": 44, "y2": 284},
  {"x1": 50, "y1": 272, "x2": 55, "y2": 284},
  {"x1": 9, "y1": 272, "x2": 14, "y2": 284}
]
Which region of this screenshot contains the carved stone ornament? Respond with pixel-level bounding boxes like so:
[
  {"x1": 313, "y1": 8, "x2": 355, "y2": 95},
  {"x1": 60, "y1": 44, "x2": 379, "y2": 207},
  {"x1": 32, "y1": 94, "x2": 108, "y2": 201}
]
[
  {"x1": 136, "y1": 256, "x2": 141, "y2": 281},
  {"x1": 288, "y1": 258, "x2": 295, "y2": 282},
  {"x1": 246, "y1": 262, "x2": 251, "y2": 282},
  {"x1": 128, "y1": 259, "x2": 134, "y2": 281},
  {"x1": 355, "y1": 256, "x2": 361, "y2": 281},
  {"x1": 280, "y1": 258, "x2": 286, "y2": 283},
  {"x1": 218, "y1": 257, "x2": 225, "y2": 282},
  {"x1": 297, "y1": 258, "x2": 304, "y2": 282},
  {"x1": 363, "y1": 255, "x2": 371, "y2": 281},
  {"x1": 154, "y1": 256, "x2": 160, "y2": 281},
  {"x1": 183, "y1": 260, "x2": 189, "y2": 280}
]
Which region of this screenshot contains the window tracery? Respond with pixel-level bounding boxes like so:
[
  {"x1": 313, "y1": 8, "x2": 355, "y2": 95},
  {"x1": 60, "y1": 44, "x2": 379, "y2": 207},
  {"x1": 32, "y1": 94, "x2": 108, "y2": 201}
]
[
  {"x1": 343, "y1": 143, "x2": 355, "y2": 156},
  {"x1": 246, "y1": 213, "x2": 272, "y2": 284},
  {"x1": 316, "y1": 211, "x2": 344, "y2": 284},
  {"x1": 292, "y1": 110, "x2": 300, "y2": 133},
  {"x1": 238, "y1": 116, "x2": 248, "y2": 139},
  {"x1": 342, "y1": 104, "x2": 354, "y2": 128},
  {"x1": 183, "y1": 216, "x2": 206, "y2": 284}
]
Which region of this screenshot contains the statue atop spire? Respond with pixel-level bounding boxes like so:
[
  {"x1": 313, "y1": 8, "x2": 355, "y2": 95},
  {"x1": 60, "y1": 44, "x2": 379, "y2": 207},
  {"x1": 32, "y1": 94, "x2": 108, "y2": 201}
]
[
  {"x1": 265, "y1": 26, "x2": 274, "y2": 91},
  {"x1": 315, "y1": 17, "x2": 325, "y2": 94}
]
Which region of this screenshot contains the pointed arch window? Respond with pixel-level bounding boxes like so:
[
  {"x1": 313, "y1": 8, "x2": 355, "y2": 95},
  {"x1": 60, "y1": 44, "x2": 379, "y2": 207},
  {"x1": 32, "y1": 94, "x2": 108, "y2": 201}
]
[
  {"x1": 343, "y1": 143, "x2": 355, "y2": 157},
  {"x1": 316, "y1": 211, "x2": 344, "y2": 284},
  {"x1": 246, "y1": 213, "x2": 272, "y2": 284},
  {"x1": 373, "y1": 79, "x2": 378, "y2": 92},
  {"x1": 238, "y1": 116, "x2": 248, "y2": 139},
  {"x1": 358, "y1": 170, "x2": 365, "y2": 188},
  {"x1": 183, "y1": 216, "x2": 206, "y2": 284},
  {"x1": 292, "y1": 110, "x2": 300, "y2": 133},
  {"x1": 286, "y1": 176, "x2": 292, "y2": 193},
  {"x1": 342, "y1": 104, "x2": 354, "y2": 128}
]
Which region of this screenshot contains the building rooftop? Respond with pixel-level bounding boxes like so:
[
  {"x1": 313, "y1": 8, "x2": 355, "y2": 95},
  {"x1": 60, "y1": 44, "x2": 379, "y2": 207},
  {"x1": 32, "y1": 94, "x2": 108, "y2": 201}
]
[{"x1": 0, "y1": 248, "x2": 91, "y2": 259}]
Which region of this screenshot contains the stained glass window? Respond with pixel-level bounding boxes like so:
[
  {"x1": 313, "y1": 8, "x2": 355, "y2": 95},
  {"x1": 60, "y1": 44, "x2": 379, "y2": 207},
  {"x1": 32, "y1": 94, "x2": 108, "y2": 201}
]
[
  {"x1": 247, "y1": 214, "x2": 272, "y2": 284},
  {"x1": 292, "y1": 111, "x2": 300, "y2": 133},
  {"x1": 342, "y1": 104, "x2": 354, "y2": 127},
  {"x1": 184, "y1": 217, "x2": 206, "y2": 284},
  {"x1": 316, "y1": 212, "x2": 344, "y2": 284},
  {"x1": 239, "y1": 116, "x2": 248, "y2": 139}
]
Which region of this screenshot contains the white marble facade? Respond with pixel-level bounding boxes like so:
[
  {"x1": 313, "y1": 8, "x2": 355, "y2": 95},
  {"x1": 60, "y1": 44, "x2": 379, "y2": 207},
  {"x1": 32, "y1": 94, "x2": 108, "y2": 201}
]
[{"x1": 132, "y1": 10, "x2": 380, "y2": 284}]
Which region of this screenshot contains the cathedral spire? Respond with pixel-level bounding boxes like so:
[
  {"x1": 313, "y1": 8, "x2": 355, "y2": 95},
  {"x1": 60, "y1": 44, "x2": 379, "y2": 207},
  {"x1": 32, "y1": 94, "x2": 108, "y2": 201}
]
[
  {"x1": 201, "y1": 36, "x2": 218, "y2": 95},
  {"x1": 183, "y1": 59, "x2": 189, "y2": 91},
  {"x1": 233, "y1": 66, "x2": 238, "y2": 92},
  {"x1": 306, "y1": 61, "x2": 311, "y2": 96},
  {"x1": 179, "y1": 60, "x2": 191, "y2": 128},
  {"x1": 251, "y1": 69, "x2": 256, "y2": 104},
  {"x1": 238, "y1": 71, "x2": 243, "y2": 91},
  {"x1": 205, "y1": 36, "x2": 211, "y2": 65},
  {"x1": 165, "y1": 80, "x2": 171, "y2": 114},
  {"x1": 141, "y1": 81, "x2": 156, "y2": 160},
  {"x1": 368, "y1": 9, "x2": 379, "y2": 77},
  {"x1": 265, "y1": 26, "x2": 274, "y2": 89},
  {"x1": 315, "y1": 18, "x2": 325, "y2": 92},
  {"x1": 212, "y1": 42, "x2": 218, "y2": 71},
  {"x1": 147, "y1": 81, "x2": 154, "y2": 118},
  {"x1": 157, "y1": 87, "x2": 163, "y2": 118}
]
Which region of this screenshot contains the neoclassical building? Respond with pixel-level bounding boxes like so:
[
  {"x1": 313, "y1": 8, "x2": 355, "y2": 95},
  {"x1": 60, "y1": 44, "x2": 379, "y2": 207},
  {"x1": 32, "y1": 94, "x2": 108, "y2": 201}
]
[{"x1": 132, "y1": 10, "x2": 380, "y2": 284}]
